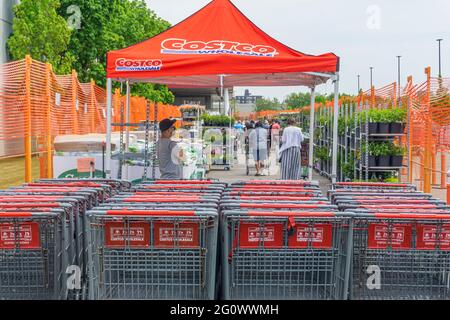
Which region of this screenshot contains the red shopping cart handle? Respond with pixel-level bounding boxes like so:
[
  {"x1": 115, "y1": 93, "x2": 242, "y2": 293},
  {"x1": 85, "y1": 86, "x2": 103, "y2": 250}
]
[
  {"x1": 335, "y1": 182, "x2": 410, "y2": 187},
  {"x1": 373, "y1": 213, "x2": 450, "y2": 219},
  {"x1": 0, "y1": 196, "x2": 63, "y2": 201},
  {"x1": 133, "y1": 192, "x2": 203, "y2": 196},
  {"x1": 106, "y1": 210, "x2": 196, "y2": 216},
  {"x1": 0, "y1": 203, "x2": 60, "y2": 208},
  {"x1": 239, "y1": 203, "x2": 327, "y2": 209},
  {"x1": 141, "y1": 185, "x2": 211, "y2": 190},
  {"x1": 14, "y1": 188, "x2": 84, "y2": 192},
  {"x1": 0, "y1": 212, "x2": 33, "y2": 217},
  {"x1": 123, "y1": 197, "x2": 201, "y2": 203},
  {"x1": 240, "y1": 180, "x2": 313, "y2": 185},
  {"x1": 360, "y1": 204, "x2": 437, "y2": 209},
  {"x1": 248, "y1": 211, "x2": 336, "y2": 217},
  {"x1": 154, "y1": 180, "x2": 214, "y2": 184},
  {"x1": 239, "y1": 196, "x2": 322, "y2": 201},
  {"x1": 354, "y1": 199, "x2": 434, "y2": 204},
  {"x1": 26, "y1": 182, "x2": 103, "y2": 187}
]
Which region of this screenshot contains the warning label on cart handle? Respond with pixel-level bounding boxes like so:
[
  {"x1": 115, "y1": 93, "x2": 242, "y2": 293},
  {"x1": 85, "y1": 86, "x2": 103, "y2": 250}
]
[
  {"x1": 288, "y1": 224, "x2": 333, "y2": 249},
  {"x1": 248, "y1": 226, "x2": 275, "y2": 242},
  {"x1": 416, "y1": 224, "x2": 450, "y2": 250},
  {"x1": 154, "y1": 222, "x2": 199, "y2": 247},
  {"x1": 0, "y1": 223, "x2": 40, "y2": 249},
  {"x1": 104, "y1": 222, "x2": 150, "y2": 248},
  {"x1": 368, "y1": 224, "x2": 412, "y2": 249}
]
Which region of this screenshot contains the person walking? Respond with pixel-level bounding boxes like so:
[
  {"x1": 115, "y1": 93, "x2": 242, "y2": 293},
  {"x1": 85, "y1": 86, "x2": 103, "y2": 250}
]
[
  {"x1": 249, "y1": 121, "x2": 268, "y2": 176},
  {"x1": 271, "y1": 119, "x2": 281, "y2": 152},
  {"x1": 157, "y1": 118, "x2": 184, "y2": 179},
  {"x1": 278, "y1": 118, "x2": 304, "y2": 180}
]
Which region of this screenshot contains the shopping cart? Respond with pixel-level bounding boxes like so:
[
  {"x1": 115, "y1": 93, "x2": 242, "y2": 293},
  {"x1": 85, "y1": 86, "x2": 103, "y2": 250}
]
[
  {"x1": 244, "y1": 137, "x2": 272, "y2": 176},
  {"x1": 349, "y1": 212, "x2": 450, "y2": 300},
  {"x1": 0, "y1": 180, "x2": 117, "y2": 300},
  {"x1": 0, "y1": 211, "x2": 70, "y2": 300},
  {"x1": 87, "y1": 209, "x2": 219, "y2": 300},
  {"x1": 221, "y1": 211, "x2": 353, "y2": 300}
]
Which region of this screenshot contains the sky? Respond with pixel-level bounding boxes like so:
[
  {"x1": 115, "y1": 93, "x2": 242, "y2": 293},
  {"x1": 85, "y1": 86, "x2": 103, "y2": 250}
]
[{"x1": 145, "y1": 0, "x2": 450, "y2": 101}]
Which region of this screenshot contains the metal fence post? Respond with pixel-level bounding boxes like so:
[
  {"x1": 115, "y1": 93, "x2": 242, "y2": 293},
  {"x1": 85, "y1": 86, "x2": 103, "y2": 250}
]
[{"x1": 24, "y1": 55, "x2": 32, "y2": 182}]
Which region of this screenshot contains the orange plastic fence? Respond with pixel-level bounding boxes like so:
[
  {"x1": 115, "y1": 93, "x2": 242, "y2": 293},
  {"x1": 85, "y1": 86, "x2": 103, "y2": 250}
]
[
  {"x1": 0, "y1": 57, "x2": 180, "y2": 182},
  {"x1": 404, "y1": 69, "x2": 450, "y2": 192}
]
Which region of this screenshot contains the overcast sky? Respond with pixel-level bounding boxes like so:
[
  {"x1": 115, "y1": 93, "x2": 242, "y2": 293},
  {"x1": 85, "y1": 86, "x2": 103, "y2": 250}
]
[{"x1": 145, "y1": 0, "x2": 450, "y2": 101}]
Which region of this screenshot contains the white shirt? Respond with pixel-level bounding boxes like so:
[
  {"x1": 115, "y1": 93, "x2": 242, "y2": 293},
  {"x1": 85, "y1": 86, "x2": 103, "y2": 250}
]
[
  {"x1": 249, "y1": 127, "x2": 268, "y2": 150},
  {"x1": 278, "y1": 126, "x2": 304, "y2": 157}
]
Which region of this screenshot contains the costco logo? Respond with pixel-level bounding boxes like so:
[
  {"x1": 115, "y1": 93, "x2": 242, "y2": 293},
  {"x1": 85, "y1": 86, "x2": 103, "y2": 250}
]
[
  {"x1": 161, "y1": 38, "x2": 278, "y2": 57},
  {"x1": 115, "y1": 58, "x2": 162, "y2": 71}
]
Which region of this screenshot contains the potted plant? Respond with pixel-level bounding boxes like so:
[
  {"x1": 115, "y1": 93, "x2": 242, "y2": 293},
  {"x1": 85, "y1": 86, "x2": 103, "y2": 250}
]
[
  {"x1": 390, "y1": 144, "x2": 405, "y2": 166},
  {"x1": 376, "y1": 109, "x2": 390, "y2": 134},
  {"x1": 362, "y1": 142, "x2": 377, "y2": 167},
  {"x1": 389, "y1": 108, "x2": 406, "y2": 134},
  {"x1": 359, "y1": 110, "x2": 379, "y2": 134},
  {"x1": 373, "y1": 141, "x2": 391, "y2": 166}
]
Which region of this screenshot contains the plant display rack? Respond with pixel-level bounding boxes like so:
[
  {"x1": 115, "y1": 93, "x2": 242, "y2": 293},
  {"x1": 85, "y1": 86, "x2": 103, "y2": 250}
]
[
  {"x1": 304, "y1": 101, "x2": 407, "y2": 183},
  {"x1": 112, "y1": 100, "x2": 159, "y2": 181}
]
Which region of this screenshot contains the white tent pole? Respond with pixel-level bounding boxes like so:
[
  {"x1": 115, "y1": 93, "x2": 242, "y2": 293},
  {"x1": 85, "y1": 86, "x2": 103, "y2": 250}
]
[
  {"x1": 106, "y1": 78, "x2": 112, "y2": 179},
  {"x1": 331, "y1": 73, "x2": 340, "y2": 184},
  {"x1": 224, "y1": 87, "x2": 230, "y2": 116},
  {"x1": 124, "y1": 81, "x2": 131, "y2": 180},
  {"x1": 219, "y1": 75, "x2": 224, "y2": 115},
  {"x1": 125, "y1": 81, "x2": 131, "y2": 151},
  {"x1": 308, "y1": 86, "x2": 316, "y2": 181}
]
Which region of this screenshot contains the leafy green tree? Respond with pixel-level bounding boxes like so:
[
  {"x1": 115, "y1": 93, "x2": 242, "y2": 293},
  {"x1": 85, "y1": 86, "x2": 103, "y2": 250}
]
[
  {"x1": 58, "y1": 0, "x2": 174, "y2": 103},
  {"x1": 7, "y1": 0, "x2": 74, "y2": 74},
  {"x1": 284, "y1": 92, "x2": 311, "y2": 109},
  {"x1": 284, "y1": 92, "x2": 340, "y2": 109},
  {"x1": 255, "y1": 97, "x2": 282, "y2": 111}
]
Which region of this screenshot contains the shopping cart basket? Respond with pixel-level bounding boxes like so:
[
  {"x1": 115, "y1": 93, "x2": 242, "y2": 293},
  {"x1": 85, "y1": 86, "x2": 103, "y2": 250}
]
[
  {"x1": 349, "y1": 212, "x2": 450, "y2": 300},
  {"x1": 87, "y1": 209, "x2": 219, "y2": 300},
  {"x1": 0, "y1": 211, "x2": 70, "y2": 300},
  {"x1": 221, "y1": 211, "x2": 353, "y2": 300}
]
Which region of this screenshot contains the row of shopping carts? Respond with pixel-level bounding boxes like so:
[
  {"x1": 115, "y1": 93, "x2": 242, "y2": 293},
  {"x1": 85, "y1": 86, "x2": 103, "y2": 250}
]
[
  {"x1": 86, "y1": 180, "x2": 225, "y2": 300},
  {"x1": 0, "y1": 179, "x2": 129, "y2": 300},
  {"x1": 330, "y1": 182, "x2": 450, "y2": 300},
  {"x1": 220, "y1": 180, "x2": 350, "y2": 300},
  {"x1": 2, "y1": 179, "x2": 450, "y2": 300}
]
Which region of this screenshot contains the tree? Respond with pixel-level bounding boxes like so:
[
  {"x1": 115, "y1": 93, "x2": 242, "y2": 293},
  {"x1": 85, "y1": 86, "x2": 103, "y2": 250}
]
[
  {"x1": 284, "y1": 92, "x2": 311, "y2": 109},
  {"x1": 58, "y1": 0, "x2": 174, "y2": 103},
  {"x1": 255, "y1": 97, "x2": 281, "y2": 111},
  {"x1": 284, "y1": 92, "x2": 337, "y2": 109},
  {"x1": 7, "y1": 0, "x2": 74, "y2": 74}
]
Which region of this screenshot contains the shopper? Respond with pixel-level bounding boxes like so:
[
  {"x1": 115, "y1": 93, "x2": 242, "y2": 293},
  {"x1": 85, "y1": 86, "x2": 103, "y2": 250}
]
[
  {"x1": 249, "y1": 121, "x2": 268, "y2": 176},
  {"x1": 278, "y1": 118, "x2": 304, "y2": 180},
  {"x1": 157, "y1": 118, "x2": 183, "y2": 179},
  {"x1": 271, "y1": 119, "x2": 281, "y2": 151}
]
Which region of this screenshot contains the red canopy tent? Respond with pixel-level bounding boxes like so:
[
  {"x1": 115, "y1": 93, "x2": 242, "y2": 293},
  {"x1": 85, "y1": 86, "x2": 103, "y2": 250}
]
[{"x1": 105, "y1": 0, "x2": 341, "y2": 181}]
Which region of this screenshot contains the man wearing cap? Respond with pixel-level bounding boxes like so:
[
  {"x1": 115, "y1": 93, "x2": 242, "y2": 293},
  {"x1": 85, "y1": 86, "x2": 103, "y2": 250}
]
[{"x1": 157, "y1": 118, "x2": 183, "y2": 179}]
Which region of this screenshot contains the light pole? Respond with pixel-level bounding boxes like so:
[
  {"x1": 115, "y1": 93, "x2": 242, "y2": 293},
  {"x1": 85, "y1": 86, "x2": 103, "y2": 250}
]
[
  {"x1": 396, "y1": 56, "x2": 401, "y2": 97},
  {"x1": 437, "y1": 39, "x2": 443, "y2": 78},
  {"x1": 357, "y1": 75, "x2": 360, "y2": 93},
  {"x1": 370, "y1": 67, "x2": 373, "y2": 88}
]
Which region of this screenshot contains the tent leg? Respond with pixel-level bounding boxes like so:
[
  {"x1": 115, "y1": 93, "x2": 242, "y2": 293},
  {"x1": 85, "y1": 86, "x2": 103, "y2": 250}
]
[
  {"x1": 124, "y1": 81, "x2": 131, "y2": 180},
  {"x1": 106, "y1": 78, "x2": 112, "y2": 179},
  {"x1": 224, "y1": 88, "x2": 232, "y2": 168},
  {"x1": 331, "y1": 73, "x2": 340, "y2": 184},
  {"x1": 308, "y1": 87, "x2": 316, "y2": 181}
]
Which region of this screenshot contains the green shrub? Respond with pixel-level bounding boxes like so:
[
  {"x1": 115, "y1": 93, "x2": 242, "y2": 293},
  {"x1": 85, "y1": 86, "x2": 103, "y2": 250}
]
[{"x1": 201, "y1": 114, "x2": 235, "y2": 127}]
